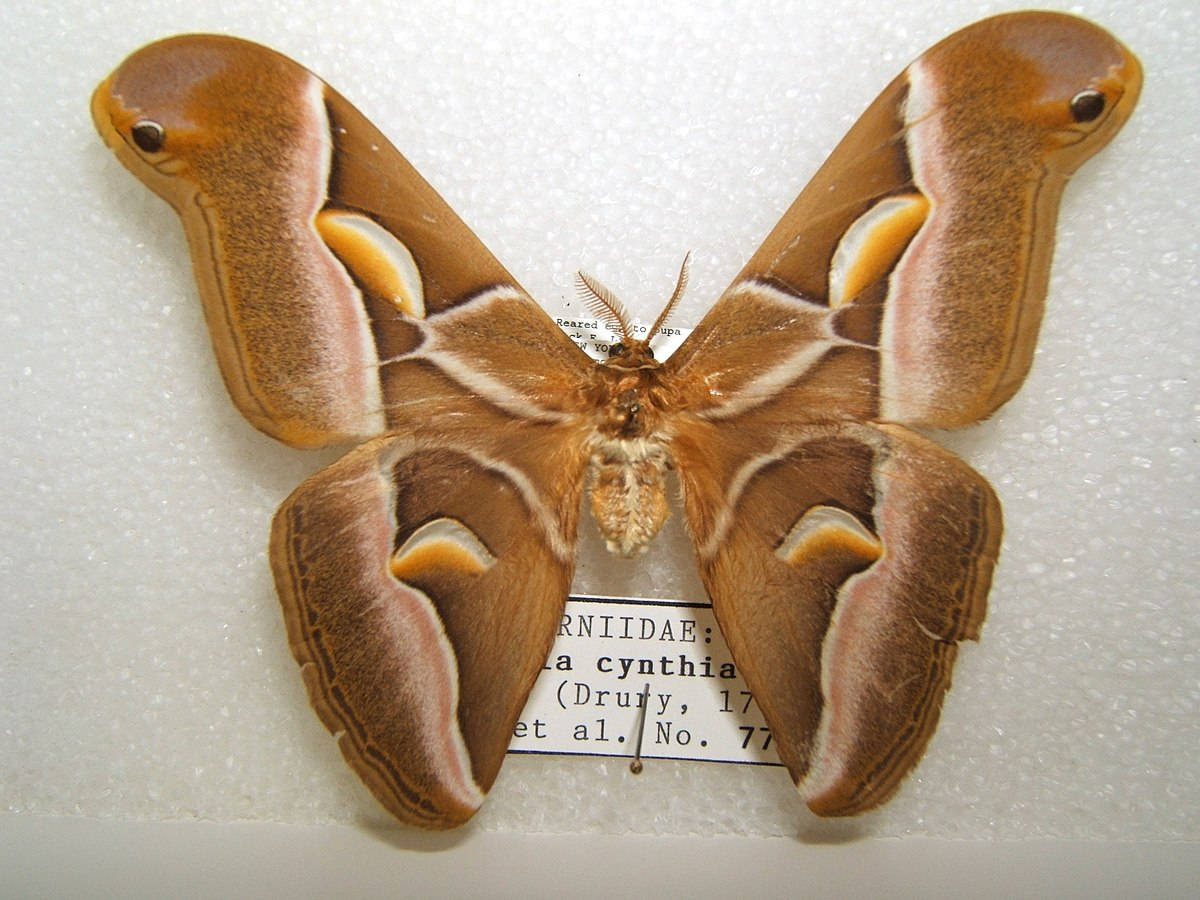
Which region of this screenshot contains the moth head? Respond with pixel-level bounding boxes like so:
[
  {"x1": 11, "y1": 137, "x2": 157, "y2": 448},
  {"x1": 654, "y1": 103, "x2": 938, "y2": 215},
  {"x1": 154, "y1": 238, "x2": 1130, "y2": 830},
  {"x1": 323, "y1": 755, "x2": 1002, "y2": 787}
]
[{"x1": 576, "y1": 252, "x2": 690, "y2": 369}]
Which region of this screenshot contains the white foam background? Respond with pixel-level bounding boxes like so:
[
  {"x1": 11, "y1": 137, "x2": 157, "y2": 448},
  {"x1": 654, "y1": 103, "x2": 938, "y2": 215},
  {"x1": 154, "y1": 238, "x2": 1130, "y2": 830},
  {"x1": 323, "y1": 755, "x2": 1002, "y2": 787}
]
[{"x1": 2, "y1": 0, "x2": 1196, "y2": 849}]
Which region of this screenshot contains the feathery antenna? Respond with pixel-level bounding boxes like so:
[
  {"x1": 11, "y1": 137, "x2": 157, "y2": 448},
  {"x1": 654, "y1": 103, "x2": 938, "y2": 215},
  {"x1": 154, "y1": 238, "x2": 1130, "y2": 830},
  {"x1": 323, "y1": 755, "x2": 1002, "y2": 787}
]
[
  {"x1": 576, "y1": 270, "x2": 633, "y2": 341},
  {"x1": 648, "y1": 252, "x2": 690, "y2": 341},
  {"x1": 577, "y1": 253, "x2": 691, "y2": 350}
]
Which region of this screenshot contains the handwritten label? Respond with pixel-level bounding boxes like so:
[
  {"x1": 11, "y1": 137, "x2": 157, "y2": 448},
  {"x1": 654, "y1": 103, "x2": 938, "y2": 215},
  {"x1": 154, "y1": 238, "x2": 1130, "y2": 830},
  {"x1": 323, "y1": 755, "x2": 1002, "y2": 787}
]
[{"x1": 510, "y1": 594, "x2": 780, "y2": 768}]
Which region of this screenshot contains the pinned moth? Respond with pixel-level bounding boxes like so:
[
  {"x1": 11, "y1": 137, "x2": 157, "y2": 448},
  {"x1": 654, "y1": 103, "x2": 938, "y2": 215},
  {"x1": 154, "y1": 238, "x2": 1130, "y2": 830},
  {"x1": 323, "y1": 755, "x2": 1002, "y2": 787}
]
[{"x1": 93, "y1": 12, "x2": 1140, "y2": 828}]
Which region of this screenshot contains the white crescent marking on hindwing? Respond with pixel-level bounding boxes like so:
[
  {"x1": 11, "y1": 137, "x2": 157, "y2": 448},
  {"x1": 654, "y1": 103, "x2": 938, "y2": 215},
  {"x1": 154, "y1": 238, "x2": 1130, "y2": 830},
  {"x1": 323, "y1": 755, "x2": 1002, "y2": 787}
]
[
  {"x1": 697, "y1": 423, "x2": 889, "y2": 560},
  {"x1": 391, "y1": 517, "x2": 498, "y2": 579}
]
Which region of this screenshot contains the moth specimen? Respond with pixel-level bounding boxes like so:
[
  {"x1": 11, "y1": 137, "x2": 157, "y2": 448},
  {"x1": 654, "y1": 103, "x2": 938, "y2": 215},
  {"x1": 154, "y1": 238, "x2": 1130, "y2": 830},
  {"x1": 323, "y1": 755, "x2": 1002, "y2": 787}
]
[{"x1": 93, "y1": 12, "x2": 1140, "y2": 827}]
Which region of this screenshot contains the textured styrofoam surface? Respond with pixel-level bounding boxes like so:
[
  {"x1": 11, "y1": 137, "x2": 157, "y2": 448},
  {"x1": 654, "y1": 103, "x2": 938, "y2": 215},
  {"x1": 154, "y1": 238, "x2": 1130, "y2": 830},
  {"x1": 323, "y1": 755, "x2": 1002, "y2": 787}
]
[{"x1": 2, "y1": 0, "x2": 1196, "y2": 845}]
